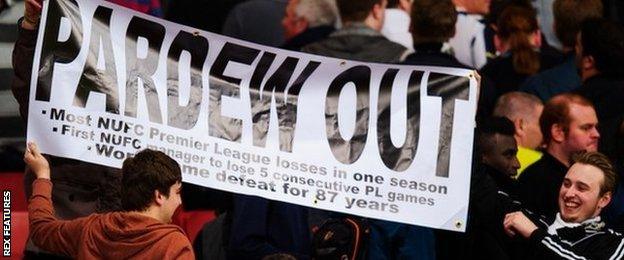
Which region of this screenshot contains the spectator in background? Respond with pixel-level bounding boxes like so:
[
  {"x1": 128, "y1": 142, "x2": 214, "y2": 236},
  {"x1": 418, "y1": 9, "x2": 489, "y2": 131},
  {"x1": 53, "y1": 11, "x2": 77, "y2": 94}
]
[
  {"x1": 574, "y1": 18, "x2": 624, "y2": 227},
  {"x1": 480, "y1": 5, "x2": 562, "y2": 96},
  {"x1": 281, "y1": 0, "x2": 337, "y2": 51},
  {"x1": 302, "y1": 0, "x2": 408, "y2": 62},
  {"x1": 505, "y1": 152, "x2": 623, "y2": 260},
  {"x1": 380, "y1": 0, "x2": 413, "y2": 51},
  {"x1": 477, "y1": 117, "x2": 521, "y2": 192},
  {"x1": 520, "y1": 0, "x2": 603, "y2": 101},
  {"x1": 222, "y1": 0, "x2": 288, "y2": 47},
  {"x1": 493, "y1": 92, "x2": 544, "y2": 174},
  {"x1": 303, "y1": 1, "x2": 432, "y2": 259},
  {"x1": 24, "y1": 143, "x2": 194, "y2": 259},
  {"x1": 449, "y1": 0, "x2": 491, "y2": 69},
  {"x1": 518, "y1": 93, "x2": 600, "y2": 220},
  {"x1": 469, "y1": 116, "x2": 524, "y2": 260}
]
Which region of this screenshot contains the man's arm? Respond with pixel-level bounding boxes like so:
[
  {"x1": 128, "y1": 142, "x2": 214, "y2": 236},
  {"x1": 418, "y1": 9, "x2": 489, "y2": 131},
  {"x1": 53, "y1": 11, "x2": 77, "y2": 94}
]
[
  {"x1": 504, "y1": 211, "x2": 624, "y2": 259},
  {"x1": 24, "y1": 142, "x2": 92, "y2": 257}
]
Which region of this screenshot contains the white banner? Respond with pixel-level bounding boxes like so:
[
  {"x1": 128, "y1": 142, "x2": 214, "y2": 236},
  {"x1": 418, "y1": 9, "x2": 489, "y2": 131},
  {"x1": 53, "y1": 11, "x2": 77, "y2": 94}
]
[{"x1": 27, "y1": 0, "x2": 479, "y2": 231}]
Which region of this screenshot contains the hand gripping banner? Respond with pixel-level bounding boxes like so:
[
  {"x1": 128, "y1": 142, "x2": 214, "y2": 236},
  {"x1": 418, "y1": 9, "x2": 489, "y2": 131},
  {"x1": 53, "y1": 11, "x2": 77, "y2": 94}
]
[{"x1": 27, "y1": 0, "x2": 479, "y2": 231}]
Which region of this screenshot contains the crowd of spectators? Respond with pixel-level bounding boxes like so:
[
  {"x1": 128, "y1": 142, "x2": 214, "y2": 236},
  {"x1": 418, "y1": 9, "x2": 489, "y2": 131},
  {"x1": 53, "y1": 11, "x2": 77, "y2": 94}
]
[{"x1": 4, "y1": 0, "x2": 624, "y2": 259}]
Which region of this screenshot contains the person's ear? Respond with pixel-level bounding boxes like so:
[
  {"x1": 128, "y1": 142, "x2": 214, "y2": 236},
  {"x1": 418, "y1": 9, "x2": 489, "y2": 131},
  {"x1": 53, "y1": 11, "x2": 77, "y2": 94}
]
[
  {"x1": 372, "y1": 2, "x2": 384, "y2": 20},
  {"x1": 514, "y1": 118, "x2": 525, "y2": 137},
  {"x1": 551, "y1": 123, "x2": 566, "y2": 143},
  {"x1": 598, "y1": 191, "x2": 612, "y2": 211},
  {"x1": 581, "y1": 55, "x2": 596, "y2": 71},
  {"x1": 533, "y1": 30, "x2": 542, "y2": 48},
  {"x1": 154, "y1": 190, "x2": 165, "y2": 206},
  {"x1": 296, "y1": 18, "x2": 309, "y2": 33}
]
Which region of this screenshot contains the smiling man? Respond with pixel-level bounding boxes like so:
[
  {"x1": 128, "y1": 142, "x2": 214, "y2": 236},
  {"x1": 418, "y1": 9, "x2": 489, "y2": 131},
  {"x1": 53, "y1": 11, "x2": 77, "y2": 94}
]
[{"x1": 504, "y1": 152, "x2": 624, "y2": 259}]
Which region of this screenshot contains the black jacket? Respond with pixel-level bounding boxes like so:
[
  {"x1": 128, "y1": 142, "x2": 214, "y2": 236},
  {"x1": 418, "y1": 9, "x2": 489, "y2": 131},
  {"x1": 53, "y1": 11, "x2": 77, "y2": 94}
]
[
  {"x1": 522, "y1": 214, "x2": 624, "y2": 260},
  {"x1": 518, "y1": 153, "x2": 568, "y2": 221}
]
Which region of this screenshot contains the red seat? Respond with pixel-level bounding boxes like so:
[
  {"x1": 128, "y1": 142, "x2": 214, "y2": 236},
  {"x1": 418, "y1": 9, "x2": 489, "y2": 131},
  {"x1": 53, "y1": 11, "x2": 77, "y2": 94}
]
[
  {"x1": 0, "y1": 172, "x2": 28, "y2": 211},
  {"x1": 172, "y1": 207, "x2": 216, "y2": 243}
]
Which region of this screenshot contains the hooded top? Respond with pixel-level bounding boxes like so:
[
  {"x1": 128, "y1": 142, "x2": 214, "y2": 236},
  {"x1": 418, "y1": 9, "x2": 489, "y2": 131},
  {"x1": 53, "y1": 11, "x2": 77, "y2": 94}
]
[{"x1": 28, "y1": 179, "x2": 194, "y2": 259}]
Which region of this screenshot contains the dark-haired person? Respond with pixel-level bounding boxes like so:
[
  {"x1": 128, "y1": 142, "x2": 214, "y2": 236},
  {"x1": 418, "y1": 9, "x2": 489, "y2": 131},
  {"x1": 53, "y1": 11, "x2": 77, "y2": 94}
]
[
  {"x1": 504, "y1": 152, "x2": 624, "y2": 259},
  {"x1": 478, "y1": 117, "x2": 521, "y2": 186},
  {"x1": 520, "y1": 0, "x2": 603, "y2": 101},
  {"x1": 24, "y1": 143, "x2": 194, "y2": 259},
  {"x1": 480, "y1": 5, "x2": 563, "y2": 97},
  {"x1": 575, "y1": 18, "x2": 624, "y2": 229},
  {"x1": 518, "y1": 93, "x2": 600, "y2": 220}
]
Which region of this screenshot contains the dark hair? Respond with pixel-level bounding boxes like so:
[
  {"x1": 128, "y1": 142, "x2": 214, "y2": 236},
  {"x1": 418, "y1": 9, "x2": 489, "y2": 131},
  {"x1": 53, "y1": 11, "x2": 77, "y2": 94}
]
[
  {"x1": 387, "y1": 0, "x2": 399, "y2": 8},
  {"x1": 553, "y1": 0, "x2": 603, "y2": 48},
  {"x1": 336, "y1": 0, "x2": 383, "y2": 22},
  {"x1": 497, "y1": 6, "x2": 540, "y2": 74},
  {"x1": 572, "y1": 152, "x2": 617, "y2": 196},
  {"x1": 580, "y1": 18, "x2": 624, "y2": 77},
  {"x1": 121, "y1": 149, "x2": 182, "y2": 211},
  {"x1": 540, "y1": 93, "x2": 593, "y2": 143},
  {"x1": 410, "y1": 0, "x2": 457, "y2": 44},
  {"x1": 477, "y1": 116, "x2": 516, "y2": 156}
]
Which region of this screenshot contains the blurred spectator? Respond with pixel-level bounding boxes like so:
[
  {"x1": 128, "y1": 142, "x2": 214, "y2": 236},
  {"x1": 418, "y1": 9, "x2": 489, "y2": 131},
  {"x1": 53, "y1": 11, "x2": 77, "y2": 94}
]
[
  {"x1": 303, "y1": 1, "x2": 431, "y2": 259},
  {"x1": 493, "y1": 92, "x2": 544, "y2": 174},
  {"x1": 480, "y1": 5, "x2": 563, "y2": 96},
  {"x1": 301, "y1": 0, "x2": 408, "y2": 62},
  {"x1": 531, "y1": 0, "x2": 560, "y2": 49},
  {"x1": 281, "y1": 0, "x2": 337, "y2": 50},
  {"x1": 574, "y1": 18, "x2": 624, "y2": 226},
  {"x1": 520, "y1": 0, "x2": 603, "y2": 101},
  {"x1": 449, "y1": 0, "x2": 491, "y2": 69},
  {"x1": 381, "y1": 0, "x2": 413, "y2": 51},
  {"x1": 222, "y1": 0, "x2": 287, "y2": 47},
  {"x1": 518, "y1": 93, "x2": 600, "y2": 220}
]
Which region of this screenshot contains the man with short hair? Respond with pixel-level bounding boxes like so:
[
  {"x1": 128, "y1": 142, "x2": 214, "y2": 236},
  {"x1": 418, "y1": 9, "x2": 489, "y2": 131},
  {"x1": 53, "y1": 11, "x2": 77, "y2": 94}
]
[
  {"x1": 493, "y1": 92, "x2": 544, "y2": 174},
  {"x1": 301, "y1": 0, "x2": 408, "y2": 63},
  {"x1": 518, "y1": 93, "x2": 600, "y2": 219},
  {"x1": 520, "y1": 0, "x2": 603, "y2": 101},
  {"x1": 302, "y1": 1, "x2": 431, "y2": 259},
  {"x1": 478, "y1": 117, "x2": 521, "y2": 183},
  {"x1": 24, "y1": 143, "x2": 194, "y2": 259},
  {"x1": 504, "y1": 152, "x2": 624, "y2": 259},
  {"x1": 281, "y1": 0, "x2": 337, "y2": 50}
]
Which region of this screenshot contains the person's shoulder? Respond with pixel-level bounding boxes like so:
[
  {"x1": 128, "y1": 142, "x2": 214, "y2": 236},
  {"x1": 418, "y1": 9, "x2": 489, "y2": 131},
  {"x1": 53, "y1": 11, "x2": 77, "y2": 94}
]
[{"x1": 518, "y1": 157, "x2": 548, "y2": 182}]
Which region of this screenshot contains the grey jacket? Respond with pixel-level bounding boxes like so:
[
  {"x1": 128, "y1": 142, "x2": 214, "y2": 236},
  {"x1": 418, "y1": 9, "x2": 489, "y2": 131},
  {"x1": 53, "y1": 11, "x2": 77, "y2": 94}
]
[{"x1": 301, "y1": 23, "x2": 408, "y2": 63}]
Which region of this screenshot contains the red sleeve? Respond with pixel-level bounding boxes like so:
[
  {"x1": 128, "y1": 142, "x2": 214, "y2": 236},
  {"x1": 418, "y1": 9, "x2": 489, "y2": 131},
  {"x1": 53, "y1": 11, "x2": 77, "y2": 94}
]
[{"x1": 28, "y1": 179, "x2": 93, "y2": 257}]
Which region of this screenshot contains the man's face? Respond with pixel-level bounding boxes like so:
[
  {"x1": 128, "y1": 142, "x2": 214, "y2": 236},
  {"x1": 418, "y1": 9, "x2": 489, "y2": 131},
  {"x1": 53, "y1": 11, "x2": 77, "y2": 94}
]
[
  {"x1": 559, "y1": 163, "x2": 610, "y2": 223},
  {"x1": 523, "y1": 105, "x2": 544, "y2": 149},
  {"x1": 482, "y1": 133, "x2": 521, "y2": 177},
  {"x1": 282, "y1": 0, "x2": 305, "y2": 40},
  {"x1": 162, "y1": 182, "x2": 182, "y2": 223},
  {"x1": 563, "y1": 104, "x2": 600, "y2": 153},
  {"x1": 464, "y1": 0, "x2": 491, "y2": 15}
]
